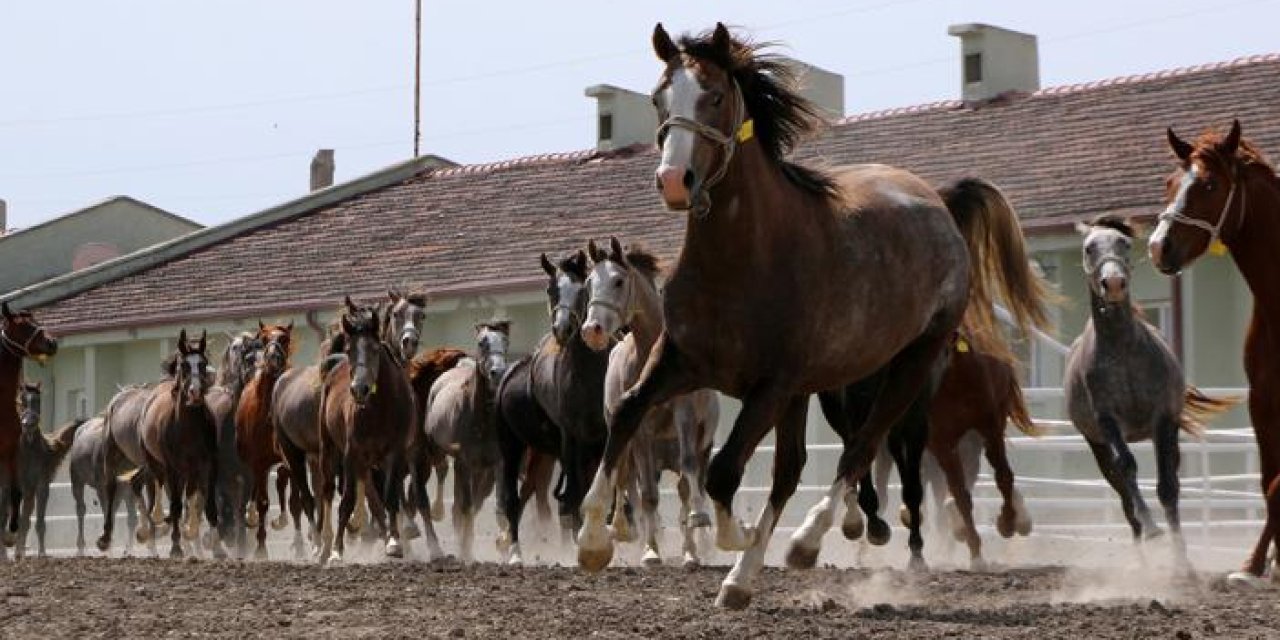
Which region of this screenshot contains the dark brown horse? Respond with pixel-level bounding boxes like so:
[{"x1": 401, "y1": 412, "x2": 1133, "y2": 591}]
[
  {"x1": 1148, "y1": 121, "x2": 1280, "y2": 585},
  {"x1": 235, "y1": 321, "x2": 294, "y2": 559},
  {"x1": 13, "y1": 382, "x2": 80, "y2": 558},
  {"x1": 576, "y1": 24, "x2": 1048, "y2": 608},
  {"x1": 316, "y1": 298, "x2": 416, "y2": 563},
  {"x1": 137, "y1": 330, "x2": 224, "y2": 558},
  {"x1": 496, "y1": 251, "x2": 611, "y2": 564},
  {"x1": 0, "y1": 301, "x2": 58, "y2": 558}
]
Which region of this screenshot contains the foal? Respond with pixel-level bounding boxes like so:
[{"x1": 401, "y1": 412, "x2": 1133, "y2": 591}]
[
  {"x1": 1066, "y1": 216, "x2": 1233, "y2": 565},
  {"x1": 13, "y1": 383, "x2": 80, "y2": 558}
]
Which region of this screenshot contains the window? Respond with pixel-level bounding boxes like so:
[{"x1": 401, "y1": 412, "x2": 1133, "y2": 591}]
[
  {"x1": 964, "y1": 53, "x2": 983, "y2": 84},
  {"x1": 1139, "y1": 300, "x2": 1175, "y2": 345},
  {"x1": 599, "y1": 113, "x2": 614, "y2": 142}
]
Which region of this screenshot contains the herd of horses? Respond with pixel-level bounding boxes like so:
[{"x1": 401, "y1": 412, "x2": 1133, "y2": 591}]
[{"x1": 0, "y1": 22, "x2": 1277, "y2": 611}]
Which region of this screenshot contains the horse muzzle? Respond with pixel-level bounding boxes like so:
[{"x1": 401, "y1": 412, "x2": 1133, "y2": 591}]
[
  {"x1": 580, "y1": 320, "x2": 611, "y2": 352},
  {"x1": 656, "y1": 165, "x2": 696, "y2": 211}
]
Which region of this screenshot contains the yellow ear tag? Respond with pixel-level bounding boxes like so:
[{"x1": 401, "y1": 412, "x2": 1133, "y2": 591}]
[
  {"x1": 369, "y1": 383, "x2": 378, "y2": 396},
  {"x1": 955, "y1": 337, "x2": 970, "y2": 353},
  {"x1": 736, "y1": 119, "x2": 754, "y2": 143},
  {"x1": 1209, "y1": 239, "x2": 1228, "y2": 256}
]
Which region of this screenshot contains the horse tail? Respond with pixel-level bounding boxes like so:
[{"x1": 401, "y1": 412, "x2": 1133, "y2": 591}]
[
  {"x1": 50, "y1": 419, "x2": 85, "y2": 457},
  {"x1": 1180, "y1": 386, "x2": 1240, "y2": 439},
  {"x1": 941, "y1": 178, "x2": 1058, "y2": 354},
  {"x1": 1002, "y1": 371, "x2": 1042, "y2": 437}
]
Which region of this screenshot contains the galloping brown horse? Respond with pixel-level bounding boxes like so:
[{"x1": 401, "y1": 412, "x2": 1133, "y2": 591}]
[
  {"x1": 576, "y1": 24, "x2": 1047, "y2": 608},
  {"x1": 1148, "y1": 121, "x2": 1280, "y2": 585},
  {"x1": 137, "y1": 330, "x2": 224, "y2": 558},
  {"x1": 316, "y1": 298, "x2": 416, "y2": 563},
  {"x1": 0, "y1": 302, "x2": 58, "y2": 558},
  {"x1": 235, "y1": 321, "x2": 294, "y2": 559}
]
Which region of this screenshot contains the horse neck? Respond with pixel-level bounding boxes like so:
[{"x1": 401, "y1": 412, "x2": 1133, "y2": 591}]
[
  {"x1": 627, "y1": 274, "x2": 665, "y2": 352},
  {"x1": 0, "y1": 350, "x2": 21, "y2": 404},
  {"x1": 1086, "y1": 289, "x2": 1141, "y2": 342},
  {"x1": 1225, "y1": 171, "x2": 1280, "y2": 325},
  {"x1": 679, "y1": 141, "x2": 798, "y2": 280}
]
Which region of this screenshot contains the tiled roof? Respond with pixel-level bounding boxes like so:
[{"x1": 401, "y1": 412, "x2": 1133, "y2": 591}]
[{"x1": 32, "y1": 53, "x2": 1280, "y2": 334}]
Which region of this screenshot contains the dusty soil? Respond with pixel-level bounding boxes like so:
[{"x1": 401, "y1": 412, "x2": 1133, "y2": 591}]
[{"x1": 0, "y1": 558, "x2": 1276, "y2": 639}]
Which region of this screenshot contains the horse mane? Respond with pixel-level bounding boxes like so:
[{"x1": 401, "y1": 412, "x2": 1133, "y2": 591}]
[
  {"x1": 1192, "y1": 129, "x2": 1275, "y2": 172},
  {"x1": 1087, "y1": 214, "x2": 1136, "y2": 238},
  {"x1": 678, "y1": 28, "x2": 838, "y2": 199},
  {"x1": 624, "y1": 245, "x2": 662, "y2": 282},
  {"x1": 408, "y1": 348, "x2": 469, "y2": 397}
]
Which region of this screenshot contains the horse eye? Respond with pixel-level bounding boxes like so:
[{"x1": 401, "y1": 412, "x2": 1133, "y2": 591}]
[
  {"x1": 709, "y1": 91, "x2": 723, "y2": 107},
  {"x1": 1204, "y1": 182, "x2": 1215, "y2": 192},
  {"x1": 614, "y1": 278, "x2": 624, "y2": 288}
]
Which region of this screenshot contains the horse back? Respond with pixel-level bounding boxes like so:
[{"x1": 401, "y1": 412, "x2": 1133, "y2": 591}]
[
  {"x1": 495, "y1": 356, "x2": 559, "y2": 455},
  {"x1": 103, "y1": 385, "x2": 153, "y2": 470},
  {"x1": 272, "y1": 366, "x2": 322, "y2": 455}
]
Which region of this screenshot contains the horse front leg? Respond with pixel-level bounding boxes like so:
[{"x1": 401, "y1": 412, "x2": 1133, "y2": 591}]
[
  {"x1": 718, "y1": 395, "x2": 808, "y2": 610},
  {"x1": 1154, "y1": 417, "x2": 1190, "y2": 570},
  {"x1": 981, "y1": 427, "x2": 1030, "y2": 538},
  {"x1": 578, "y1": 335, "x2": 694, "y2": 572},
  {"x1": 935, "y1": 440, "x2": 984, "y2": 569},
  {"x1": 673, "y1": 397, "x2": 712, "y2": 529},
  {"x1": 35, "y1": 485, "x2": 51, "y2": 558},
  {"x1": 253, "y1": 469, "x2": 270, "y2": 560},
  {"x1": 706, "y1": 386, "x2": 792, "y2": 555},
  {"x1": 14, "y1": 485, "x2": 35, "y2": 559},
  {"x1": 167, "y1": 478, "x2": 185, "y2": 559}
]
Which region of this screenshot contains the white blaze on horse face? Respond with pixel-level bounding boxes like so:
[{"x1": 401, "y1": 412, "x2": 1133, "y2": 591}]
[
  {"x1": 185, "y1": 353, "x2": 206, "y2": 397},
  {"x1": 658, "y1": 66, "x2": 704, "y2": 178},
  {"x1": 586, "y1": 261, "x2": 628, "y2": 336},
  {"x1": 1149, "y1": 165, "x2": 1198, "y2": 251}
]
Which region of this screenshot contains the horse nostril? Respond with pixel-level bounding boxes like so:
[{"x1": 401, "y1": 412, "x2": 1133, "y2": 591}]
[
  {"x1": 655, "y1": 175, "x2": 664, "y2": 192},
  {"x1": 682, "y1": 169, "x2": 694, "y2": 189}
]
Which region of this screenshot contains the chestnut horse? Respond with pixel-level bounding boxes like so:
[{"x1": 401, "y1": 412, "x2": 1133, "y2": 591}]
[
  {"x1": 235, "y1": 321, "x2": 294, "y2": 559},
  {"x1": 0, "y1": 302, "x2": 58, "y2": 558},
  {"x1": 137, "y1": 330, "x2": 224, "y2": 558},
  {"x1": 1148, "y1": 121, "x2": 1280, "y2": 584},
  {"x1": 316, "y1": 298, "x2": 415, "y2": 563},
  {"x1": 577, "y1": 24, "x2": 1048, "y2": 608}
]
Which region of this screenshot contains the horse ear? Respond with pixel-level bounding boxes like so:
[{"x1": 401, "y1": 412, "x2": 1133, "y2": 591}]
[
  {"x1": 286, "y1": 320, "x2": 294, "y2": 333},
  {"x1": 1166, "y1": 127, "x2": 1193, "y2": 163},
  {"x1": 1074, "y1": 221, "x2": 1092, "y2": 236},
  {"x1": 388, "y1": 289, "x2": 401, "y2": 303},
  {"x1": 1220, "y1": 119, "x2": 1242, "y2": 156},
  {"x1": 711, "y1": 22, "x2": 733, "y2": 60},
  {"x1": 1, "y1": 302, "x2": 12, "y2": 321},
  {"x1": 198, "y1": 330, "x2": 207, "y2": 353},
  {"x1": 258, "y1": 320, "x2": 266, "y2": 332},
  {"x1": 340, "y1": 313, "x2": 354, "y2": 335},
  {"x1": 177, "y1": 329, "x2": 189, "y2": 354},
  {"x1": 587, "y1": 240, "x2": 605, "y2": 264},
  {"x1": 652, "y1": 23, "x2": 678, "y2": 62},
  {"x1": 609, "y1": 237, "x2": 626, "y2": 265},
  {"x1": 540, "y1": 253, "x2": 556, "y2": 277},
  {"x1": 343, "y1": 295, "x2": 359, "y2": 315}
]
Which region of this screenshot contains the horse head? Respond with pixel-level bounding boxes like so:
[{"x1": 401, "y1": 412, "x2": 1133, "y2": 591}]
[
  {"x1": 541, "y1": 250, "x2": 590, "y2": 347},
  {"x1": 1, "y1": 302, "x2": 58, "y2": 362}
]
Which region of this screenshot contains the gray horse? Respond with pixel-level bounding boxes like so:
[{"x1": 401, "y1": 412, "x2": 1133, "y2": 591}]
[
  {"x1": 1065, "y1": 216, "x2": 1234, "y2": 565},
  {"x1": 68, "y1": 414, "x2": 142, "y2": 556},
  {"x1": 419, "y1": 321, "x2": 509, "y2": 562},
  {"x1": 99, "y1": 384, "x2": 162, "y2": 553},
  {"x1": 13, "y1": 383, "x2": 80, "y2": 558},
  {"x1": 580, "y1": 238, "x2": 719, "y2": 569}
]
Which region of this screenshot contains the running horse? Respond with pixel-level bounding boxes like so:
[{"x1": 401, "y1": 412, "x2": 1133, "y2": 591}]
[
  {"x1": 580, "y1": 237, "x2": 719, "y2": 568},
  {"x1": 13, "y1": 382, "x2": 81, "y2": 558},
  {"x1": 0, "y1": 302, "x2": 58, "y2": 558},
  {"x1": 235, "y1": 321, "x2": 294, "y2": 559},
  {"x1": 1148, "y1": 120, "x2": 1280, "y2": 585},
  {"x1": 576, "y1": 24, "x2": 1049, "y2": 608},
  {"x1": 316, "y1": 298, "x2": 415, "y2": 563}
]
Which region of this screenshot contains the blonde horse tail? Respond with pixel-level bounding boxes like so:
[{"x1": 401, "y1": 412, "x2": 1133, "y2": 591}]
[
  {"x1": 1180, "y1": 386, "x2": 1240, "y2": 439},
  {"x1": 941, "y1": 178, "x2": 1059, "y2": 355}
]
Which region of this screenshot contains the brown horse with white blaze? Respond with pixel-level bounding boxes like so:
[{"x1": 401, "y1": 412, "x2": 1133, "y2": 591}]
[
  {"x1": 576, "y1": 24, "x2": 1048, "y2": 609},
  {"x1": 235, "y1": 321, "x2": 294, "y2": 559},
  {"x1": 1148, "y1": 120, "x2": 1280, "y2": 585}
]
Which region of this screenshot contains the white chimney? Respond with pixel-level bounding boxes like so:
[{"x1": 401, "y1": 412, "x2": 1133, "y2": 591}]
[
  {"x1": 783, "y1": 57, "x2": 844, "y2": 120},
  {"x1": 584, "y1": 84, "x2": 659, "y2": 152},
  {"x1": 947, "y1": 23, "x2": 1040, "y2": 104},
  {"x1": 310, "y1": 149, "x2": 335, "y2": 191}
]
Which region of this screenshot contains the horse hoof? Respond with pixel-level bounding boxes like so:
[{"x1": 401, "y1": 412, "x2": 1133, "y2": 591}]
[
  {"x1": 211, "y1": 546, "x2": 228, "y2": 560},
  {"x1": 682, "y1": 555, "x2": 701, "y2": 571},
  {"x1": 169, "y1": 546, "x2": 184, "y2": 560},
  {"x1": 1143, "y1": 526, "x2": 1165, "y2": 541},
  {"x1": 969, "y1": 557, "x2": 989, "y2": 572},
  {"x1": 1227, "y1": 571, "x2": 1270, "y2": 588},
  {"x1": 578, "y1": 539, "x2": 614, "y2": 573},
  {"x1": 996, "y1": 513, "x2": 1017, "y2": 539},
  {"x1": 867, "y1": 519, "x2": 892, "y2": 546},
  {"x1": 96, "y1": 537, "x2": 111, "y2": 553},
  {"x1": 898, "y1": 505, "x2": 913, "y2": 528},
  {"x1": 253, "y1": 546, "x2": 268, "y2": 561},
  {"x1": 386, "y1": 539, "x2": 403, "y2": 558},
  {"x1": 507, "y1": 551, "x2": 524, "y2": 567},
  {"x1": 841, "y1": 518, "x2": 865, "y2": 541},
  {"x1": 687, "y1": 511, "x2": 711, "y2": 529},
  {"x1": 1015, "y1": 516, "x2": 1033, "y2": 537},
  {"x1": 135, "y1": 529, "x2": 151, "y2": 544},
  {"x1": 642, "y1": 550, "x2": 663, "y2": 567},
  {"x1": 715, "y1": 584, "x2": 753, "y2": 610},
  {"x1": 270, "y1": 515, "x2": 289, "y2": 531},
  {"x1": 907, "y1": 555, "x2": 928, "y2": 573},
  {"x1": 785, "y1": 542, "x2": 820, "y2": 570},
  {"x1": 403, "y1": 521, "x2": 421, "y2": 540}
]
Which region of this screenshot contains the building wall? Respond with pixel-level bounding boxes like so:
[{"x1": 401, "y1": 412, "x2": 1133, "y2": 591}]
[{"x1": 0, "y1": 199, "x2": 199, "y2": 295}]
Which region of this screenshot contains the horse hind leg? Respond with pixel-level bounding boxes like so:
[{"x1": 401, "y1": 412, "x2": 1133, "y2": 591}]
[
  {"x1": 888, "y1": 403, "x2": 931, "y2": 573},
  {"x1": 74, "y1": 481, "x2": 88, "y2": 556},
  {"x1": 270, "y1": 467, "x2": 291, "y2": 530},
  {"x1": 35, "y1": 485, "x2": 51, "y2": 558},
  {"x1": 431, "y1": 459, "x2": 448, "y2": 523},
  {"x1": 1153, "y1": 418, "x2": 1192, "y2": 571},
  {"x1": 14, "y1": 485, "x2": 36, "y2": 559},
  {"x1": 981, "y1": 428, "x2": 1028, "y2": 538},
  {"x1": 935, "y1": 442, "x2": 984, "y2": 569},
  {"x1": 1085, "y1": 435, "x2": 1151, "y2": 541},
  {"x1": 167, "y1": 479, "x2": 185, "y2": 559}
]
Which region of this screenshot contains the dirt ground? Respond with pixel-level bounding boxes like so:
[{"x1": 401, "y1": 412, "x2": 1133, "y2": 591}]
[{"x1": 1, "y1": 557, "x2": 1277, "y2": 639}]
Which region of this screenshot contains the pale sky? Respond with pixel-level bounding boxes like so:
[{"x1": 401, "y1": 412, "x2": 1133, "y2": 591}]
[{"x1": 2, "y1": 0, "x2": 1277, "y2": 230}]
